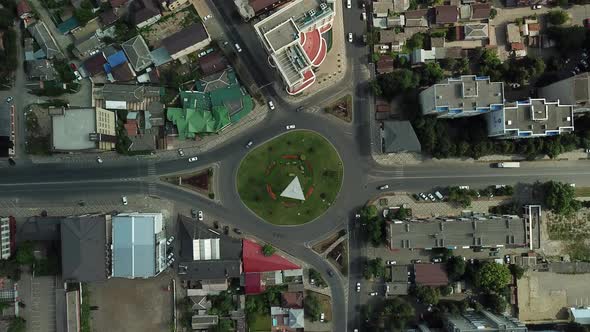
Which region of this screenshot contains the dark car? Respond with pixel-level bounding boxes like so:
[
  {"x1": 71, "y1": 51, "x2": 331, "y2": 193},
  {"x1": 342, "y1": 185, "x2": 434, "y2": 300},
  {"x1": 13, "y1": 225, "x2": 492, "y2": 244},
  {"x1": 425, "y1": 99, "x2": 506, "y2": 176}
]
[
  {"x1": 223, "y1": 226, "x2": 229, "y2": 235},
  {"x1": 327, "y1": 270, "x2": 334, "y2": 277},
  {"x1": 233, "y1": 228, "x2": 242, "y2": 235},
  {"x1": 191, "y1": 209, "x2": 198, "y2": 218},
  {"x1": 213, "y1": 221, "x2": 219, "y2": 229}
]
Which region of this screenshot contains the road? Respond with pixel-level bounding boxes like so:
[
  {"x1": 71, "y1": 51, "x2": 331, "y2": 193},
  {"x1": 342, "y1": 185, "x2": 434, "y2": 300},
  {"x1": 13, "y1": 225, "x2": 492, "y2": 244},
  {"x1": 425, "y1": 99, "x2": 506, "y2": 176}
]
[{"x1": 3, "y1": 2, "x2": 590, "y2": 332}]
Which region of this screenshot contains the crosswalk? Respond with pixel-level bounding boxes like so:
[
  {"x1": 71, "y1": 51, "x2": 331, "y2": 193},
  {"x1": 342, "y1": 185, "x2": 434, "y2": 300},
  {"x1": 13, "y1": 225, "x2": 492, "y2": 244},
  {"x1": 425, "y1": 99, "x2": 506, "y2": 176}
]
[
  {"x1": 147, "y1": 161, "x2": 157, "y2": 196},
  {"x1": 390, "y1": 168, "x2": 404, "y2": 177}
]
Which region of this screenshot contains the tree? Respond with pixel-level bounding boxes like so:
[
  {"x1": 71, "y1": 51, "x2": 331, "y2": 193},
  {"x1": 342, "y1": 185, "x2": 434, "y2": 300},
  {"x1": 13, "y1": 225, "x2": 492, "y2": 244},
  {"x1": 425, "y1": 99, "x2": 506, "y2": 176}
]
[
  {"x1": 16, "y1": 241, "x2": 35, "y2": 266},
  {"x1": 446, "y1": 256, "x2": 466, "y2": 281},
  {"x1": 484, "y1": 293, "x2": 508, "y2": 314},
  {"x1": 509, "y1": 264, "x2": 525, "y2": 279},
  {"x1": 406, "y1": 32, "x2": 425, "y2": 50},
  {"x1": 376, "y1": 69, "x2": 419, "y2": 100},
  {"x1": 309, "y1": 268, "x2": 326, "y2": 287},
  {"x1": 262, "y1": 244, "x2": 276, "y2": 256},
  {"x1": 74, "y1": 0, "x2": 95, "y2": 26},
  {"x1": 382, "y1": 297, "x2": 415, "y2": 329},
  {"x1": 207, "y1": 291, "x2": 234, "y2": 315},
  {"x1": 477, "y1": 262, "x2": 511, "y2": 293},
  {"x1": 547, "y1": 10, "x2": 569, "y2": 25},
  {"x1": 360, "y1": 205, "x2": 378, "y2": 219},
  {"x1": 413, "y1": 285, "x2": 440, "y2": 305},
  {"x1": 490, "y1": 8, "x2": 497, "y2": 19},
  {"x1": 547, "y1": 26, "x2": 587, "y2": 51},
  {"x1": 440, "y1": 285, "x2": 453, "y2": 296},
  {"x1": 304, "y1": 292, "x2": 322, "y2": 321},
  {"x1": 391, "y1": 207, "x2": 410, "y2": 220},
  {"x1": 364, "y1": 258, "x2": 385, "y2": 279},
  {"x1": 419, "y1": 62, "x2": 444, "y2": 86},
  {"x1": 542, "y1": 181, "x2": 580, "y2": 215},
  {"x1": 447, "y1": 186, "x2": 472, "y2": 208},
  {"x1": 7, "y1": 317, "x2": 25, "y2": 332}
]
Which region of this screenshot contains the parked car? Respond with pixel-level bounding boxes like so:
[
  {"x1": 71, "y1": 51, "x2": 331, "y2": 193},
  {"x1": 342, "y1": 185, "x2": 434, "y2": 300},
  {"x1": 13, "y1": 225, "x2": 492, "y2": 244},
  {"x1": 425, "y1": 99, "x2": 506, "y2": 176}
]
[
  {"x1": 96, "y1": 156, "x2": 103, "y2": 164},
  {"x1": 411, "y1": 259, "x2": 422, "y2": 264},
  {"x1": 356, "y1": 282, "x2": 361, "y2": 292},
  {"x1": 235, "y1": 43, "x2": 242, "y2": 52},
  {"x1": 386, "y1": 260, "x2": 397, "y2": 265},
  {"x1": 320, "y1": 313, "x2": 325, "y2": 322},
  {"x1": 268, "y1": 100, "x2": 275, "y2": 110},
  {"x1": 419, "y1": 192, "x2": 427, "y2": 200},
  {"x1": 431, "y1": 257, "x2": 442, "y2": 263},
  {"x1": 74, "y1": 71, "x2": 82, "y2": 80},
  {"x1": 489, "y1": 251, "x2": 499, "y2": 257},
  {"x1": 504, "y1": 255, "x2": 511, "y2": 264},
  {"x1": 122, "y1": 196, "x2": 128, "y2": 205},
  {"x1": 166, "y1": 236, "x2": 175, "y2": 245},
  {"x1": 378, "y1": 184, "x2": 389, "y2": 190},
  {"x1": 5, "y1": 96, "x2": 13, "y2": 103},
  {"x1": 178, "y1": 148, "x2": 184, "y2": 156},
  {"x1": 234, "y1": 228, "x2": 242, "y2": 235},
  {"x1": 458, "y1": 186, "x2": 469, "y2": 190},
  {"x1": 531, "y1": 4, "x2": 542, "y2": 9},
  {"x1": 296, "y1": 106, "x2": 304, "y2": 112},
  {"x1": 369, "y1": 292, "x2": 378, "y2": 296},
  {"x1": 198, "y1": 210, "x2": 203, "y2": 221},
  {"x1": 348, "y1": 32, "x2": 353, "y2": 43},
  {"x1": 203, "y1": 14, "x2": 212, "y2": 21},
  {"x1": 70, "y1": 63, "x2": 77, "y2": 70},
  {"x1": 245, "y1": 140, "x2": 254, "y2": 149},
  {"x1": 327, "y1": 270, "x2": 334, "y2": 277},
  {"x1": 188, "y1": 156, "x2": 198, "y2": 162},
  {"x1": 286, "y1": 124, "x2": 296, "y2": 130},
  {"x1": 427, "y1": 193, "x2": 435, "y2": 201}
]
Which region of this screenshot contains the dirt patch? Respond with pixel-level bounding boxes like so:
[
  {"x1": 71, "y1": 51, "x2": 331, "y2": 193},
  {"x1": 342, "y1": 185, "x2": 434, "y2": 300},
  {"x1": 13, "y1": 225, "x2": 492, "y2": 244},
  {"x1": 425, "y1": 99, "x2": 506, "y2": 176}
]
[
  {"x1": 544, "y1": 209, "x2": 590, "y2": 260},
  {"x1": 25, "y1": 105, "x2": 52, "y2": 155},
  {"x1": 142, "y1": 9, "x2": 195, "y2": 48},
  {"x1": 312, "y1": 233, "x2": 340, "y2": 254},
  {"x1": 314, "y1": 292, "x2": 332, "y2": 322},
  {"x1": 160, "y1": 168, "x2": 214, "y2": 198},
  {"x1": 324, "y1": 94, "x2": 352, "y2": 123},
  {"x1": 327, "y1": 240, "x2": 348, "y2": 276}
]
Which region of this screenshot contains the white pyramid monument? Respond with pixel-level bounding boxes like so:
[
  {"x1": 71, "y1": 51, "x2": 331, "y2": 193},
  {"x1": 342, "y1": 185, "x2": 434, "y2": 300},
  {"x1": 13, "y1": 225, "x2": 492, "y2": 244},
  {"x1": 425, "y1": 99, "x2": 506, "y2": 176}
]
[{"x1": 280, "y1": 176, "x2": 306, "y2": 201}]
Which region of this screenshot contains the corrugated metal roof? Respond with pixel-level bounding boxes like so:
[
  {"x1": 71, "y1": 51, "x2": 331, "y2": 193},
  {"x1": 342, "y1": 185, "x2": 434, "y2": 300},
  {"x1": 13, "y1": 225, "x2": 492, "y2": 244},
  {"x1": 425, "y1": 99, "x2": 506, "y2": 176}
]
[{"x1": 112, "y1": 215, "x2": 156, "y2": 278}]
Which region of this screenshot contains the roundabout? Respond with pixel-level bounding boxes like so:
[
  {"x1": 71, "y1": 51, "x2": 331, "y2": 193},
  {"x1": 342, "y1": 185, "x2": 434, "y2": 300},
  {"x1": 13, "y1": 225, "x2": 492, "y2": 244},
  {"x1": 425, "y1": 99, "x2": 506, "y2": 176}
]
[{"x1": 236, "y1": 130, "x2": 343, "y2": 225}]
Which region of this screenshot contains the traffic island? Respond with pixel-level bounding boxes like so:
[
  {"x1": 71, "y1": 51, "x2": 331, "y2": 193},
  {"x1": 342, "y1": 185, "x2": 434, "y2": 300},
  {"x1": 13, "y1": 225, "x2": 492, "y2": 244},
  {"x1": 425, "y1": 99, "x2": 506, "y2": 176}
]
[
  {"x1": 160, "y1": 167, "x2": 216, "y2": 199},
  {"x1": 237, "y1": 130, "x2": 343, "y2": 225}
]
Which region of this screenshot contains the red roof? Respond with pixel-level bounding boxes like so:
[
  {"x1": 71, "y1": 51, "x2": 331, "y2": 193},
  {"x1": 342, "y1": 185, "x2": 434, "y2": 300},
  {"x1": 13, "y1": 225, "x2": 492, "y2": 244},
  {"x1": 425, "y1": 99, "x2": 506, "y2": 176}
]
[
  {"x1": 414, "y1": 263, "x2": 449, "y2": 286},
  {"x1": 124, "y1": 120, "x2": 138, "y2": 136},
  {"x1": 244, "y1": 273, "x2": 265, "y2": 294},
  {"x1": 242, "y1": 239, "x2": 300, "y2": 273},
  {"x1": 511, "y1": 42, "x2": 525, "y2": 50},
  {"x1": 17, "y1": 0, "x2": 32, "y2": 16}
]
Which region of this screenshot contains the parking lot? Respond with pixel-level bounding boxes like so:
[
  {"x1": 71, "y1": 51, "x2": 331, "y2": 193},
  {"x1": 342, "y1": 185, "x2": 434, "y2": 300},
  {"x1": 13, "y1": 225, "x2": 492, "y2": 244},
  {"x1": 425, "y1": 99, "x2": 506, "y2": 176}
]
[{"x1": 88, "y1": 273, "x2": 175, "y2": 332}]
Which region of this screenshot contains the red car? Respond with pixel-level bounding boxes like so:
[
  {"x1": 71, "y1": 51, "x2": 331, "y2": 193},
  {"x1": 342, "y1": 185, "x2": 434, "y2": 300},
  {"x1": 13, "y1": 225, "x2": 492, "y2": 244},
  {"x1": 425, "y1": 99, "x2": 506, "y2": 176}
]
[
  {"x1": 69, "y1": 63, "x2": 77, "y2": 70},
  {"x1": 584, "y1": 18, "x2": 590, "y2": 29}
]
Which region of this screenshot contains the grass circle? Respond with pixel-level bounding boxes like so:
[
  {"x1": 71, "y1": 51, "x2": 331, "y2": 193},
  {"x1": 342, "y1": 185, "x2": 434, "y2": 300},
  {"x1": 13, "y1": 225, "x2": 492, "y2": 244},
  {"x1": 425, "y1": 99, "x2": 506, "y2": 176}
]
[{"x1": 237, "y1": 130, "x2": 343, "y2": 225}]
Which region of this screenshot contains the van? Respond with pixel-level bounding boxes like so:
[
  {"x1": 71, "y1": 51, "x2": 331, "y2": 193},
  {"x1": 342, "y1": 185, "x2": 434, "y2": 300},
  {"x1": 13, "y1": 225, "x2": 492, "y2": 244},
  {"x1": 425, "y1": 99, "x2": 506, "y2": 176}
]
[
  {"x1": 347, "y1": 0, "x2": 351, "y2": 8},
  {"x1": 434, "y1": 191, "x2": 443, "y2": 200}
]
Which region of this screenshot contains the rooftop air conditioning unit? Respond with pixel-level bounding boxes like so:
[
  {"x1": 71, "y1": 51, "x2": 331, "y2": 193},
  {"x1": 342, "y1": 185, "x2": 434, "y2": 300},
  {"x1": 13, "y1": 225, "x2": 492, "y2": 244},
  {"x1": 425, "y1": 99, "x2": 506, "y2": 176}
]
[
  {"x1": 567, "y1": 116, "x2": 571, "y2": 121},
  {"x1": 507, "y1": 120, "x2": 512, "y2": 125}
]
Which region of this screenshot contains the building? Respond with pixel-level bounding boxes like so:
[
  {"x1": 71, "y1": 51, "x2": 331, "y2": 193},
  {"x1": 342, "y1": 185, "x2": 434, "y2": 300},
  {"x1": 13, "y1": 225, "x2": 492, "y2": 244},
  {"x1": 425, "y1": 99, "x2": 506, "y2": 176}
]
[
  {"x1": 191, "y1": 315, "x2": 218, "y2": 330},
  {"x1": 60, "y1": 216, "x2": 107, "y2": 282},
  {"x1": 569, "y1": 307, "x2": 590, "y2": 325},
  {"x1": 254, "y1": 0, "x2": 334, "y2": 95},
  {"x1": 271, "y1": 306, "x2": 304, "y2": 331},
  {"x1": 435, "y1": 5, "x2": 458, "y2": 25},
  {"x1": 28, "y1": 22, "x2": 63, "y2": 59},
  {"x1": 405, "y1": 9, "x2": 429, "y2": 27},
  {"x1": 82, "y1": 52, "x2": 107, "y2": 77},
  {"x1": 50, "y1": 107, "x2": 116, "y2": 151},
  {"x1": 419, "y1": 75, "x2": 504, "y2": 118},
  {"x1": 506, "y1": 23, "x2": 521, "y2": 44},
  {"x1": 130, "y1": 0, "x2": 161, "y2": 28},
  {"x1": 373, "y1": 1, "x2": 393, "y2": 17},
  {"x1": 243, "y1": 239, "x2": 300, "y2": 295},
  {"x1": 199, "y1": 51, "x2": 229, "y2": 75},
  {"x1": 234, "y1": 0, "x2": 293, "y2": 21},
  {"x1": 167, "y1": 69, "x2": 253, "y2": 138},
  {"x1": 74, "y1": 34, "x2": 104, "y2": 58},
  {"x1": 486, "y1": 98, "x2": 574, "y2": 139},
  {"x1": 470, "y1": 3, "x2": 491, "y2": 20},
  {"x1": 162, "y1": 23, "x2": 211, "y2": 61},
  {"x1": 122, "y1": 35, "x2": 153, "y2": 72},
  {"x1": 376, "y1": 56, "x2": 394, "y2": 74},
  {"x1": 17, "y1": 0, "x2": 33, "y2": 20},
  {"x1": 388, "y1": 214, "x2": 529, "y2": 250},
  {"x1": 414, "y1": 263, "x2": 449, "y2": 287},
  {"x1": 176, "y1": 215, "x2": 242, "y2": 293},
  {"x1": 464, "y1": 23, "x2": 488, "y2": 40},
  {"x1": 161, "y1": 0, "x2": 189, "y2": 11},
  {"x1": 94, "y1": 84, "x2": 162, "y2": 111},
  {"x1": 381, "y1": 120, "x2": 421, "y2": 153},
  {"x1": 0, "y1": 217, "x2": 15, "y2": 260},
  {"x1": 446, "y1": 309, "x2": 528, "y2": 332},
  {"x1": 111, "y1": 213, "x2": 167, "y2": 279},
  {"x1": 386, "y1": 265, "x2": 410, "y2": 296},
  {"x1": 539, "y1": 72, "x2": 590, "y2": 112},
  {"x1": 26, "y1": 59, "x2": 58, "y2": 81},
  {"x1": 281, "y1": 292, "x2": 304, "y2": 309}
]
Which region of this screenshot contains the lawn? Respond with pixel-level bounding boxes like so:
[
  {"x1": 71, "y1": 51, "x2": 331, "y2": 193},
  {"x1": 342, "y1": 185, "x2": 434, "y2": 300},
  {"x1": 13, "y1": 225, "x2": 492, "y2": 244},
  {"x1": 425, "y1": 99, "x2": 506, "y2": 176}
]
[
  {"x1": 249, "y1": 312, "x2": 271, "y2": 332},
  {"x1": 237, "y1": 130, "x2": 343, "y2": 225}
]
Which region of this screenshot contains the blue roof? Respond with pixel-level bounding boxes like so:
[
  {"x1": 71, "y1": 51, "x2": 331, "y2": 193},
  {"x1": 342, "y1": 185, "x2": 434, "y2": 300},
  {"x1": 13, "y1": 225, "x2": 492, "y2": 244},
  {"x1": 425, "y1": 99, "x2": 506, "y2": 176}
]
[
  {"x1": 571, "y1": 308, "x2": 590, "y2": 325},
  {"x1": 112, "y1": 215, "x2": 155, "y2": 278},
  {"x1": 57, "y1": 17, "x2": 80, "y2": 34},
  {"x1": 107, "y1": 50, "x2": 128, "y2": 68},
  {"x1": 150, "y1": 47, "x2": 172, "y2": 67}
]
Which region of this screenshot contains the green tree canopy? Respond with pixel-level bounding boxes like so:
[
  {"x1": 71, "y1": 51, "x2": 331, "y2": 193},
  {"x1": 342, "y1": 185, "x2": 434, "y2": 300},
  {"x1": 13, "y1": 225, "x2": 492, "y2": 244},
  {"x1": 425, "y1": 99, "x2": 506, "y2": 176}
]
[
  {"x1": 484, "y1": 293, "x2": 508, "y2": 314},
  {"x1": 446, "y1": 256, "x2": 467, "y2": 281},
  {"x1": 376, "y1": 69, "x2": 419, "y2": 100},
  {"x1": 364, "y1": 258, "x2": 385, "y2": 279},
  {"x1": 382, "y1": 297, "x2": 415, "y2": 329},
  {"x1": 16, "y1": 241, "x2": 35, "y2": 266},
  {"x1": 413, "y1": 285, "x2": 440, "y2": 305},
  {"x1": 304, "y1": 292, "x2": 322, "y2": 321},
  {"x1": 477, "y1": 262, "x2": 511, "y2": 293},
  {"x1": 543, "y1": 181, "x2": 580, "y2": 215},
  {"x1": 262, "y1": 244, "x2": 276, "y2": 257},
  {"x1": 547, "y1": 10, "x2": 569, "y2": 25},
  {"x1": 509, "y1": 264, "x2": 525, "y2": 279}
]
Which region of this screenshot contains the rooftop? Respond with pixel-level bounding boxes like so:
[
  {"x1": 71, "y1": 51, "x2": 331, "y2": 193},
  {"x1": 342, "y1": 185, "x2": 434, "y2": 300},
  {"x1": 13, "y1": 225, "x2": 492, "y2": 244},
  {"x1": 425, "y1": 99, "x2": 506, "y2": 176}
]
[
  {"x1": 435, "y1": 5, "x2": 458, "y2": 24},
  {"x1": 389, "y1": 214, "x2": 527, "y2": 249},
  {"x1": 122, "y1": 35, "x2": 153, "y2": 72},
  {"x1": 243, "y1": 239, "x2": 299, "y2": 273},
  {"x1": 381, "y1": 120, "x2": 421, "y2": 153},
  {"x1": 61, "y1": 216, "x2": 107, "y2": 282},
  {"x1": 414, "y1": 263, "x2": 449, "y2": 286},
  {"x1": 502, "y1": 98, "x2": 574, "y2": 137},
  {"x1": 51, "y1": 107, "x2": 98, "y2": 150},
  {"x1": 447, "y1": 309, "x2": 527, "y2": 332},
  {"x1": 162, "y1": 23, "x2": 209, "y2": 56}
]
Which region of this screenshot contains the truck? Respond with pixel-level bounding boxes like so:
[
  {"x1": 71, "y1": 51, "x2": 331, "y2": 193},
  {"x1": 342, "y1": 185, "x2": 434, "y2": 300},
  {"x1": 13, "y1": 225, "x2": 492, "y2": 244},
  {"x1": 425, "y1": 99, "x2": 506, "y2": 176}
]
[{"x1": 495, "y1": 162, "x2": 520, "y2": 168}]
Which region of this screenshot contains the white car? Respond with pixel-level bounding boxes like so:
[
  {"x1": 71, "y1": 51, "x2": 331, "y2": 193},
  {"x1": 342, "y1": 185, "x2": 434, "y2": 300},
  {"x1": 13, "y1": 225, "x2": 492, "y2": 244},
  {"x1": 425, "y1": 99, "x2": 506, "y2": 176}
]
[
  {"x1": 428, "y1": 193, "x2": 435, "y2": 201},
  {"x1": 235, "y1": 43, "x2": 242, "y2": 52},
  {"x1": 96, "y1": 156, "x2": 103, "y2": 164},
  {"x1": 458, "y1": 186, "x2": 469, "y2": 190},
  {"x1": 356, "y1": 282, "x2": 361, "y2": 292},
  {"x1": 378, "y1": 184, "x2": 389, "y2": 190},
  {"x1": 198, "y1": 210, "x2": 203, "y2": 221},
  {"x1": 122, "y1": 196, "x2": 128, "y2": 205},
  {"x1": 348, "y1": 32, "x2": 353, "y2": 43},
  {"x1": 386, "y1": 260, "x2": 397, "y2": 265},
  {"x1": 531, "y1": 4, "x2": 541, "y2": 9},
  {"x1": 188, "y1": 156, "x2": 199, "y2": 163},
  {"x1": 432, "y1": 257, "x2": 442, "y2": 263},
  {"x1": 5, "y1": 96, "x2": 13, "y2": 103},
  {"x1": 166, "y1": 236, "x2": 175, "y2": 245},
  {"x1": 320, "y1": 312, "x2": 325, "y2": 322},
  {"x1": 369, "y1": 292, "x2": 378, "y2": 296},
  {"x1": 245, "y1": 141, "x2": 254, "y2": 149},
  {"x1": 74, "y1": 71, "x2": 82, "y2": 81},
  {"x1": 268, "y1": 100, "x2": 275, "y2": 110},
  {"x1": 419, "y1": 192, "x2": 427, "y2": 200},
  {"x1": 286, "y1": 124, "x2": 296, "y2": 130},
  {"x1": 178, "y1": 148, "x2": 185, "y2": 156},
  {"x1": 203, "y1": 14, "x2": 212, "y2": 21},
  {"x1": 505, "y1": 255, "x2": 511, "y2": 264}
]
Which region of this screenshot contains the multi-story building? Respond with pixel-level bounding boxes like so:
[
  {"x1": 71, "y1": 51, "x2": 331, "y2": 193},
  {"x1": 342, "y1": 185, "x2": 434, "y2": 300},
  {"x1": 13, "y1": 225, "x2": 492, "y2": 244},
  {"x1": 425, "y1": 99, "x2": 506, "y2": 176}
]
[
  {"x1": 254, "y1": 0, "x2": 334, "y2": 95},
  {"x1": 539, "y1": 72, "x2": 590, "y2": 112},
  {"x1": 445, "y1": 309, "x2": 528, "y2": 332},
  {"x1": 419, "y1": 75, "x2": 505, "y2": 118},
  {"x1": 50, "y1": 107, "x2": 117, "y2": 151},
  {"x1": 486, "y1": 98, "x2": 574, "y2": 139},
  {"x1": 0, "y1": 217, "x2": 14, "y2": 260}
]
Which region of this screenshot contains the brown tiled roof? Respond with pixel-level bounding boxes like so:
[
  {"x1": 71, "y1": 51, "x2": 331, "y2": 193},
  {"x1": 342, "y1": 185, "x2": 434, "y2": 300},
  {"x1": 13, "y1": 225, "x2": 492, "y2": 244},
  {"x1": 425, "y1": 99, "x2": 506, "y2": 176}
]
[
  {"x1": 281, "y1": 292, "x2": 303, "y2": 309},
  {"x1": 109, "y1": 0, "x2": 128, "y2": 7},
  {"x1": 414, "y1": 264, "x2": 449, "y2": 286},
  {"x1": 162, "y1": 23, "x2": 209, "y2": 56},
  {"x1": 83, "y1": 52, "x2": 106, "y2": 76},
  {"x1": 511, "y1": 42, "x2": 525, "y2": 50},
  {"x1": 528, "y1": 23, "x2": 540, "y2": 31},
  {"x1": 376, "y1": 98, "x2": 391, "y2": 113},
  {"x1": 199, "y1": 51, "x2": 228, "y2": 75},
  {"x1": 130, "y1": 0, "x2": 160, "y2": 26},
  {"x1": 111, "y1": 62, "x2": 136, "y2": 82},
  {"x1": 404, "y1": 9, "x2": 428, "y2": 19},
  {"x1": 376, "y1": 57, "x2": 394, "y2": 74},
  {"x1": 99, "y1": 8, "x2": 119, "y2": 26},
  {"x1": 249, "y1": 0, "x2": 282, "y2": 13},
  {"x1": 435, "y1": 5, "x2": 458, "y2": 24},
  {"x1": 471, "y1": 3, "x2": 491, "y2": 20}
]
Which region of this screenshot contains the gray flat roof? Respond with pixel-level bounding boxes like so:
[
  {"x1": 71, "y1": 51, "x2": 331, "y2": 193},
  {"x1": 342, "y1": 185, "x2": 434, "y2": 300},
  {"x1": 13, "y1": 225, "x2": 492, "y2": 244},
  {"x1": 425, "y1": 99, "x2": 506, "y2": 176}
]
[
  {"x1": 432, "y1": 76, "x2": 504, "y2": 113},
  {"x1": 504, "y1": 99, "x2": 574, "y2": 135},
  {"x1": 266, "y1": 20, "x2": 298, "y2": 52},
  {"x1": 112, "y1": 215, "x2": 156, "y2": 278},
  {"x1": 390, "y1": 265, "x2": 409, "y2": 282},
  {"x1": 51, "y1": 108, "x2": 97, "y2": 150},
  {"x1": 389, "y1": 216, "x2": 527, "y2": 249}
]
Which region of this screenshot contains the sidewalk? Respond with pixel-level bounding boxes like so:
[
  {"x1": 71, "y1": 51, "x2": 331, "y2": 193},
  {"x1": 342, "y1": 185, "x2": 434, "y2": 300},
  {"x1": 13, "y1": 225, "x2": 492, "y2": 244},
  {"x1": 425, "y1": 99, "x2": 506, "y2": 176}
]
[{"x1": 372, "y1": 149, "x2": 590, "y2": 166}]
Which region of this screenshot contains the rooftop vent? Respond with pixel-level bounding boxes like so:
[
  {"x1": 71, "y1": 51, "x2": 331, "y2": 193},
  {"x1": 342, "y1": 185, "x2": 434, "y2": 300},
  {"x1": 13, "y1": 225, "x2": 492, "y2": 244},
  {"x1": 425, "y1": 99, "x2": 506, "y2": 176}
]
[{"x1": 507, "y1": 120, "x2": 512, "y2": 125}]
